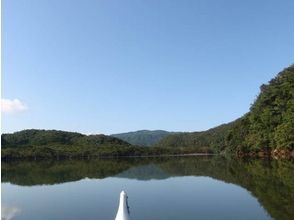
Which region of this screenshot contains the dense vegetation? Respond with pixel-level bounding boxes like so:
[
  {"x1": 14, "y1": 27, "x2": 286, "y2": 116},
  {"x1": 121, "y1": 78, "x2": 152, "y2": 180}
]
[
  {"x1": 1, "y1": 129, "x2": 210, "y2": 159},
  {"x1": 226, "y1": 65, "x2": 294, "y2": 153},
  {"x1": 156, "y1": 65, "x2": 294, "y2": 155},
  {"x1": 1, "y1": 129, "x2": 135, "y2": 148},
  {"x1": 155, "y1": 123, "x2": 233, "y2": 153},
  {"x1": 111, "y1": 130, "x2": 176, "y2": 146},
  {"x1": 1, "y1": 129, "x2": 135, "y2": 159}
]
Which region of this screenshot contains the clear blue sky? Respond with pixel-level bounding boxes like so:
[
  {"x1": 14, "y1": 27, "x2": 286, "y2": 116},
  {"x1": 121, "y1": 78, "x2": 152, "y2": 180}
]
[{"x1": 2, "y1": 0, "x2": 294, "y2": 134}]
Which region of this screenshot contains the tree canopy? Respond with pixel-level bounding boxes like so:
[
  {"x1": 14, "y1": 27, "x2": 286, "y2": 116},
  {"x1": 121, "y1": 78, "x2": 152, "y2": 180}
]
[{"x1": 156, "y1": 65, "x2": 294, "y2": 154}]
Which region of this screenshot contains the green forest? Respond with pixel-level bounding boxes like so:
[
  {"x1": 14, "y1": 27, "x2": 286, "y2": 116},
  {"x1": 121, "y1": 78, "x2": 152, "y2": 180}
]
[
  {"x1": 1, "y1": 129, "x2": 209, "y2": 159},
  {"x1": 1, "y1": 65, "x2": 294, "y2": 159},
  {"x1": 156, "y1": 65, "x2": 294, "y2": 155},
  {"x1": 111, "y1": 130, "x2": 177, "y2": 146}
]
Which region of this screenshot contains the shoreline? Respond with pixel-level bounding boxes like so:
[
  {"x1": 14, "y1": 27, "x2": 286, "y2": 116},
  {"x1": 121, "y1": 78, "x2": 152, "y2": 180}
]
[
  {"x1": 2, "y1": 151, "x2": 294, "y2": 161},
  {"x1": 1, "y1": 152, "x2": 217, "y2": 161},
  {"x1": 237, "y1": 149, "x2": 294, "y2": 159}
]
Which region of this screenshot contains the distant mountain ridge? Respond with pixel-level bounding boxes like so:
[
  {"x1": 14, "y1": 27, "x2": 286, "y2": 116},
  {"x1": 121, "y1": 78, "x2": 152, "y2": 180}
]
[
  {"x1": 2, "y1": 64, "x2": 293, "y2": 158},
  {"x1": 111, "y1": 130, "x2": 178, "y2": 146},
  {"x1": 1, "y1": 129, "x2": 197, "y2": 160}
]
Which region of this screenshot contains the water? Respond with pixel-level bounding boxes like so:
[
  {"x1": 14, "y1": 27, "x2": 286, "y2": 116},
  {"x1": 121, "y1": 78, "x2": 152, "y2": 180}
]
[{"x1": 2, "y1": 156, "x2": 294, "y2": 220}]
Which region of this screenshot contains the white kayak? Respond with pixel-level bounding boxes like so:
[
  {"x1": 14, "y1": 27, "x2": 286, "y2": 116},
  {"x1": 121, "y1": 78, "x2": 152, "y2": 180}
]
[{"x1": 115, "y1": 191, "x2": 130, "y2": 220}]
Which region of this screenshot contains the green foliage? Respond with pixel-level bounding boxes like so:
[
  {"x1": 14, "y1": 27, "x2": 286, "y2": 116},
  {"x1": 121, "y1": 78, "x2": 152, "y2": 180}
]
[
  {"x1": 274, "y1": 112, "x2": 294, "y2": 149},
  {"x1": 111, "y1": 130, "x2": 176, "y2": 146},
  {"x1": 225, "y1": 115, "x2": 251, "y2": 152},
  {"x1": 1, "y1": 129, "x2": 137, "y2": 159},
  {"x1": 1, "y1": 129, "x2": 84, "y2": 148},
  {"x1": 1, "y1": 129, "x2": 210, "y2": 159},
  {"x1": 228, "y1": 65, "x2": 294, "y2": 152},
  {"x1": 155, "y1": 123, "x2": 233, "y2": 153},
  {"x1": 156, "y1": 65, "x2": 294, "y2": 153}
]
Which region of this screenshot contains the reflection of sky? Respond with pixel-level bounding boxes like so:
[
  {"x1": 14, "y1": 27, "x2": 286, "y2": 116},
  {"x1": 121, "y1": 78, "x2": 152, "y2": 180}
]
[
  {"x1": 1, "y1": 177, "x2": 271, "y2": 220},
  {"x1": 1, "y1": 204, "x2": 21, "y2": 220}
]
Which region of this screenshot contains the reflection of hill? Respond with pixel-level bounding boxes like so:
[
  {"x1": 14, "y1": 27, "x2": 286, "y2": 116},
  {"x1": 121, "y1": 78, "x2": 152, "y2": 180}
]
[
  {"x1": 2, "y1": 157, "x2": 294, "y2": 220},
  {"x1": 116, "y1": 164, "x2": 169, "y2": 180},
  {"x1": 158, "y1": 157, "x2": 294, "y2": 220},
  {"x1": 1, "y1": 159, "x2": 137, "y2": 185}
]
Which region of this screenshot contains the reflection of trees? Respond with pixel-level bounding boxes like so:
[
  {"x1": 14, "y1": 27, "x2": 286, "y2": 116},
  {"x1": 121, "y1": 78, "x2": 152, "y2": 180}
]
[
  {"x1": 120, "y1": 156, "x2": 294, "y2": 220},
  {"x1": 2, "y1": 159, "x2": 141, "y2": 185},
  {"x1": 2, "y1": 157, "x2": 294, "y2": 220},
  {"x1": 158, "y1": 157, "x2": 294, "y2": 220}
]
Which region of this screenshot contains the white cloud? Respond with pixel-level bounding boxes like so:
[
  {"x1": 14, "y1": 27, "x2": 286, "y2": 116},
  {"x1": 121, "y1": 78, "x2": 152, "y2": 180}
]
[
  {"x1": 1, "y1": 204, "x2": 21, "y2": 220},
  {"x1": 1, "y1": 98, "x2": 27, "y2": 114}
]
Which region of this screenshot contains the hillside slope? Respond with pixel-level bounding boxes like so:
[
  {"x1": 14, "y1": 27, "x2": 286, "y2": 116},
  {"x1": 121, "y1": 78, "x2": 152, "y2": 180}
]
[
  {"x1": 1, "y1": 129, "x2": 202, "y2": 159},
  {"x1": 2, "y1": 129, "x2": 130, "y2": 148},
  {"x1": 2, "y1": 65, "x2": 293, "y2": 157},
  {"x1": 111, "y1": 130, "x2": 176, "y2": 146},
  {"x1": 1, "y1": 129, "x2": 136, "y2": 159},
  {"x1": 155, "y1": 123, "x2": 233, "y2": 153},
  {"x1": 156, "y1": 65, "x2": 294, "y2": 154},
  {"x1": 226, "y1": 65, "x2": 294, "y2": 153}
]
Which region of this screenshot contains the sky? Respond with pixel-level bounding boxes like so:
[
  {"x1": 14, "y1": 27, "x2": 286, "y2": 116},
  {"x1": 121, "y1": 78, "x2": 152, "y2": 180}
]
[{"x1": 2, "y1": 0, "x2": 294, "y2": 135}]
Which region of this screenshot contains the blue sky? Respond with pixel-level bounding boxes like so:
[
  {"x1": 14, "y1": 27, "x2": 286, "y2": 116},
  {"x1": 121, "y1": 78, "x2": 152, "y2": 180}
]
[{"x1": 2, "y1": 0, "x2": 294, "y2": 134}]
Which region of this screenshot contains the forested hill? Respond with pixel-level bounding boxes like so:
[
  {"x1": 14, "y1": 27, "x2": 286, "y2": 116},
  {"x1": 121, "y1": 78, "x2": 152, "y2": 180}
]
[
  {"x1": 2, "y1": 65, "x2": 293, "y2": 158},
  {"x1": 2, "y1": 129, "x2": 130, "y2": 148},
  {"x1": 1, "y1": 129, "x2": 203, "y2": 159},
  {"x1": 1, "y1": 129, "x2": 137, "y2": 159},
  {"x1": 111, "y1": 130, "x2": 176, "y2": 146},
  {"x1": 156, "y1": 65, "x2": 294, "y2": 154},
  {"x1": 154, "y1": 123, "x2": 233, "y2": 153},
  {"x1": 226, "y1": 64, "x2": 294, "y2": 153}
]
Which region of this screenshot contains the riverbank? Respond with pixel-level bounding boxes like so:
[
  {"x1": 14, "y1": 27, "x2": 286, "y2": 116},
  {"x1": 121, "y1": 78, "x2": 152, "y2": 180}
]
[
  {"x1": 237, "y1": 148, "x2": 294, "y2": 159},
  {"x1": 1, "y1": 146, "x2": 214, "y2": 161}
]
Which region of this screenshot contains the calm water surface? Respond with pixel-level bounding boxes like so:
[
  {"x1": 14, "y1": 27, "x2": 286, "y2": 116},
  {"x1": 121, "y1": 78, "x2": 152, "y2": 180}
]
[{"x1": 2, "y1": 157, "x2": 294, "y2": 220}]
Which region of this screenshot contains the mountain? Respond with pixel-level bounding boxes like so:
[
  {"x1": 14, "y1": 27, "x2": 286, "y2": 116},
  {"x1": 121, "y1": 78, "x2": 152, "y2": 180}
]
[
  {"x1": 156, "y1": 65, "x2": 294, "y2": 155},
  {"x1": 2, "y1": 65, "x2": 293, "y2": 157},
  {"x1": 1, "y1": 129, "x2": 129, "y2": 148},
  {"x1": 154, "y1": 123, "x2": 233, "y2": 153},
  {"x1": 226, "y1": 64, "x2": 294, "y2": 154},
  {"x1": 111, "y1": 130, "x2": 177, "y2": 146},
  {"x1": 1, "y1": 129, "x2": 137, "y2": 159},
  {"x1": 1, "y1": 129, "x2": 204, "y2": 160}
]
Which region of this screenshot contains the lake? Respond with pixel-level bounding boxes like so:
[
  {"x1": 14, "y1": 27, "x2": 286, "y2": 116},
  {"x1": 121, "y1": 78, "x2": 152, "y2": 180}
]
[{"x1": 2, "y1": 156, "x2": 294, "y2": 220}]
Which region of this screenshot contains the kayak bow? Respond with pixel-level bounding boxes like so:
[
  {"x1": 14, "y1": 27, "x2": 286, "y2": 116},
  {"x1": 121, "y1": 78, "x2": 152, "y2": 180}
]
[{"x1": 115, "y1": 191, "x2": 130, "y2": 220}]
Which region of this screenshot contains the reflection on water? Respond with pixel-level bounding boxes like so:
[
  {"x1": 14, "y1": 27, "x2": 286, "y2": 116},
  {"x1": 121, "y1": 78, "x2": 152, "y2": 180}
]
[
  {"x1": 2, "y1": 156, "x2": 294, "y2": 220},
  {"x1": 1, "y1": 204, "x2": 21, "y2": 220}
]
